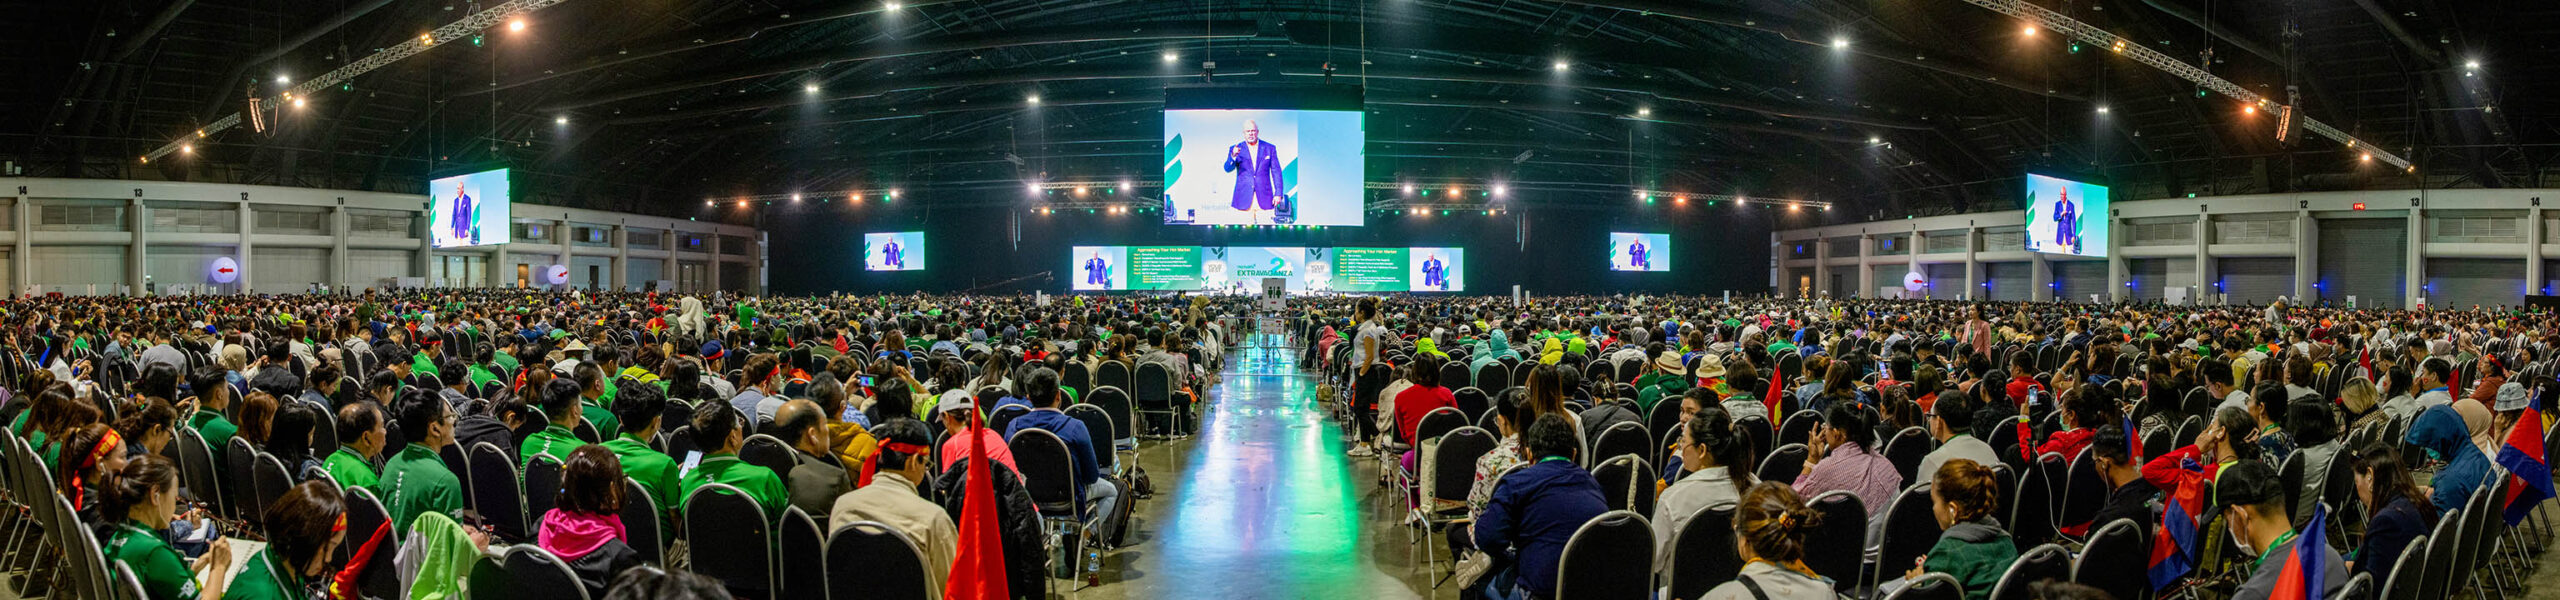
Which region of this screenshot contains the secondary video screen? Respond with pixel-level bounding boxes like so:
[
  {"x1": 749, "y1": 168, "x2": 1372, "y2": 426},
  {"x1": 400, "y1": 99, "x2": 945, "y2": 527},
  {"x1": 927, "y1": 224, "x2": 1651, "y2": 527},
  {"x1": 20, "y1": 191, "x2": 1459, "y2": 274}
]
[
  {"x1": 863, "y1": 232, "x2": 925, "y2": 271},
  {"x1": 1073, "y1": 245, "x2": 1459, "y2": 292},
  {"x1": 1608, "y1": 232, "x2": 1670, "y2": 272},
  {"x1": 429, "y1": 168, "x2": 511, "y2": 248},
  {"x1": 2024, "y1": 173, "x2": 2110, "y2": 257}
]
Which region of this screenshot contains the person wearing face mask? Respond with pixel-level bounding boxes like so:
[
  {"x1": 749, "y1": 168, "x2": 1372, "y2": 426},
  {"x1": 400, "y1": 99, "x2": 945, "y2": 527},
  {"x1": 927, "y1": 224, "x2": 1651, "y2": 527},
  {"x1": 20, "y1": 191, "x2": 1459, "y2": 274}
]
[
  {"x1": 2218, "y1": 461, "x2": 2350, "y2": 600},
  {"x1": 2404, "y1": 404, "x2": 2490, "y2": 512}
]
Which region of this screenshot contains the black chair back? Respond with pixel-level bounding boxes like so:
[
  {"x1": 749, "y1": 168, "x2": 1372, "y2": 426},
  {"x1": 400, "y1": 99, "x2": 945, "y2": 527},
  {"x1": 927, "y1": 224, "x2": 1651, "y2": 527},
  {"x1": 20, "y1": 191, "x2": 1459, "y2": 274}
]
[
  {"x1": 1064, "y1": 404, "x2": 1118, "y2": 470},
  {"x1": 1757, "y1": 443, "x2": 1808, "y2": 485},
  {"x1": 988, "y1": 404, "x2": 1031, "y2": 436},
  {"x1": 976, "y1": 386, "x2": 1009, "y2": 412},
  {"x1": 1086, "y1": 386, "x2": 1138, "y2": 443},
  {"x1": 1777, "y1": 409, "x2": 1820, "y2": 448},
  {"x1": 1885, "y1": 573, "x2": 1966, "y2": 600},
  {"x1": 2337, "y1": 571, "x2": 2375, "y2": 600},
  {"x1": 1062, "y1": 361, "x2": 1092, "y2": 395},
  {"x1": 2418, "y1": 508, "x2": 2459, "y2": 598},
  {"x1": 2379, "y1": 534, "x2": 2427, "y2": 600},
  {"x1": 1415, "y1": 407, "x2": 1468, "y2": 444},
  {"x1": 1802, "y1": 491, "x2": 1867, "y2": 590},
  {"x1": 2142, "y1": 428, "x2": 2173, "y2": 462},
  {"x1": 1430, "y1": 427, "x2": 1498, "y2": 504},
  {"x1": 174, "y1": 427, "x2": 223, "y2": 516},
  {"x1": 739, "y1": 434, "x2": 797, "y2": 476},
  {"x1": 619, "y1": 477, "x2": 665, "y2": 564},
  {"x1": 1010, "y1": 427, "x2": 1081, "y2": 518},
  {"x1": 1096, "y1": 361, "x2": 1133, "y2": 398},
  {"x1": 341, "y1": 487, "x2": 403, "y2": 600},
  {"x1": 1875, "y1": 482, "x2": 1941, "y2": 584},
  {"x1": 1440, "y1": 361, "x2": 1473, "y2": 391},
  {"x1": 1988, "y1": 543, "x2": 2074, "y2": 600},
  {"x1": 223, "y1": 437, "x2": 259, "y2": 523},
  {"x1": 1736, "y1": 415, "x2": 1773, "y2": 470},
  {"x1": 2073, "y1": 518, "x2": 2153, "y2": 600},
  {"x1": 440, "y1": 443, "x2": 474, "y2": 508},
  {"x1": 662, "y1": 425, "x2": 699, "y2": 463},
  {"x1": 1554, "y1": 510, "x2": 1653, "y2": 600},
  {"x1": 685, "y1": 483, "x2": 774, "y2": 597},
  {"x1": 497, "y1": 545, "x2": 593, "y2": 600},
  {"x1": 1883, "y1": 426, "x2": 1933, "y2": 483},
  {"x1": 777, "y1": 506, "x2": 827, "y2": 599},
  {"x1": 1453, "y1": 387, "x2": 1491, "y2": 423},
  {"x1": 2059, "y1": 448, "x2": 2107, "y2": 533},
  {"x1": 466, "y1": 442, "x2": 528, "y2": 541},
  {"x1": 1590, "y1": 455, "x2": 1642, "y2": 513},
  {"x1": 2010, "y1": 462, "x2": 2057, "y2": 550},
  {"x1": 1590, "y1": 421, "x2": 1650, "y2": 466},
  {"x1": 523, "y1": 456, "x2": 564, "y2": 525},
  {"x1": 827, "y1": 521, "x2": 934, "y2": 600},
  {"x1": 1668, "y1": 503, "x2": 1741, "y2": 600},
  {"x1": 251, "y1": 452, "x2": 294, "y2": 519}
]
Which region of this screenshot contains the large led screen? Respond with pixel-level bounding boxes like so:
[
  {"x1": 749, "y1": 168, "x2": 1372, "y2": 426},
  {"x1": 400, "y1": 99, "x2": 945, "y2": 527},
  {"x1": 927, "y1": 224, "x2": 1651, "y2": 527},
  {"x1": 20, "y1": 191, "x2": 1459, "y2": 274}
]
[
  {"x1": 1162, "y1": 104, "x2": 1364, "y2": 226},
  {"x1": 1609, "y1": 232, "x2": 1670, "y2": 272},
  {"x1": 1073, "y1": 246, "x2": 1458, "y2": 292},
  {"x1": 2024, "y1": 173, "x2": 2110, "y2": 257},
  {"x1": 863, "y1": 232, "x2": 925, "y2": 271},
  {"x1": 429, "y1": 168, "x2": 511, "y2": 248}
]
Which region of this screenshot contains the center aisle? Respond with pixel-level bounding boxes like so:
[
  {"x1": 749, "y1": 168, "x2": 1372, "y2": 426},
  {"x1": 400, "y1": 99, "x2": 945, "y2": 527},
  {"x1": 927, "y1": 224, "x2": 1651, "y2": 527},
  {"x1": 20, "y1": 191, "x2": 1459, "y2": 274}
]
[{"x1": 1091, "y1": 331, "x2": 1435, "y2": 599}]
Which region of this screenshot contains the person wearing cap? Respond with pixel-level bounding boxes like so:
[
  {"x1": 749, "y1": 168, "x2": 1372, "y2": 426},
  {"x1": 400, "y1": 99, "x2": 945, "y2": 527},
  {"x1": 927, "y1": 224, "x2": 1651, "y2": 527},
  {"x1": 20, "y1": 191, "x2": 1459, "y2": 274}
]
[
  {"x1": 935, "y1": 399, "x2": 1016, "y2": 472},
  {"x1": 1692, "y1": 352, "x2": 1732, "y2": 397},
  {"x1": 1634, "y1": 347, "x2": 1691, "y2": 415},
  {"x1": 827, "y1": 418, "x2": 955, "y2": 595},
  {"x1": 2219, "y1": 460, "x2": 2350, "y2": 600}
]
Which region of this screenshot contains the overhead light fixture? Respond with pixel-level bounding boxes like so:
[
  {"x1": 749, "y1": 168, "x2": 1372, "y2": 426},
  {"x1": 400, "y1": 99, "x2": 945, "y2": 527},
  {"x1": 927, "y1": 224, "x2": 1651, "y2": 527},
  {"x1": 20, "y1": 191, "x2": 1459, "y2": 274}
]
[
  {"x1": 1831, "y1": 37, "x2": 1849, "y2": 50},
  {"x1": 1551, "y1": 59, "x2": 1569, "y2": 72},
  {"x1": 804, "y1": 83, "x2": 821, "y2": 94},
  {"x1": 1162, "y1": 51, "x2": 1178, "y2": 64},
  {"x1": 2023, "y1": 25, "x2": 2037, "y2": 36},
  {"x1": 2465, "y1": 59, "x2": 2482, "y2": 70},
  {"x1": 850, "y1": 193, "x2": 863, "y2": 202},
  {"x1": 1448, "y1": 186, "x2": 1462, "y2": 197},
  {"x1": 180, "y1": 144, "x2": 193, "y2": 154},
  {"x1": 292, "y1": 97, "x2": 306, "y2": 109},
  {"x1": 275, "y1": 75, "x2": 290, "y2": 85},
  {"x1": 1074, "y1": 186, "x2": 1087, "y2": 196},
  {"x1": 1027, "y1": 94, "x2": 1041, "y2": 105},
  {"x1": 1636, "y1": 107, "x2": 1650, "y2": 117},
  {"x1": 790, "y1": 193, "x2": 803, "y2": 202},
  {"x1": 1492, "y1": 184, "x2": 1508, "y2": 196},
  {"x1": 2361, "y1": 153, "x2": 2373, "y2": 162},
  {"x1": 884, "y1": 1, "x2": 902, "y2": 10},
  {"x1": 1027, "y1": 183, "x2": 1041, "y2": 194},
  {"x1": 1868, "y1": 136, "x2": 1882, "y2": 145},
  {"x1": 554, "y1": 115, "x2": 568, "y2": 125},
  {"x1": 2095, "y1": 105, "x2": 2111, "y2": 114},
  {"x1": 737, "y1": 199, "x2": 749, "y2": 208},
  {"x1": 508, "y1": 18, "x2": 526, "y2": 32},
  {"x1": 2243, "y1": 105, "x2": 2256, "y2": 115}
]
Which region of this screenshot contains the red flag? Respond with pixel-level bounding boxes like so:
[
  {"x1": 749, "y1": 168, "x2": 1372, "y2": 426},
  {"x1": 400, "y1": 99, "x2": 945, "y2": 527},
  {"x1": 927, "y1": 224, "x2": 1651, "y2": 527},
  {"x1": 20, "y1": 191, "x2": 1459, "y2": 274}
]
[
  {"x1": 1765, "y1": 366, "x2": 1786, "y2": 423},
  {"x1": 946, "y1": 402, "x2": 1011, "y2": 599}
]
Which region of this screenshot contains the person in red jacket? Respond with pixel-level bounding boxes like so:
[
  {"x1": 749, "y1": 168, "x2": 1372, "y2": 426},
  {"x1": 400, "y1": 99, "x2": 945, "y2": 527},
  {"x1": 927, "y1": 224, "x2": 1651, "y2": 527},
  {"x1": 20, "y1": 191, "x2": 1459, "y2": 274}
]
[
  {"x1": 2003, "y1": 352, "x2": 2040, "y2": 407},
  {"x1": 2019, "y1": 384, "x2": 2118, "y2": 536},
  {"x1": 2142, "y1": 406, "x2": 2260, "y2": 515}
]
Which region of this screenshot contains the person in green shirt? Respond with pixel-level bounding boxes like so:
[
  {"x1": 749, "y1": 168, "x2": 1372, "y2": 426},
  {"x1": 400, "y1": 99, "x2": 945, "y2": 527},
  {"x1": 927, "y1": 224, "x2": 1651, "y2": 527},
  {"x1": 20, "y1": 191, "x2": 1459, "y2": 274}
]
[
  {"x1": 101, "y1": 456, "x2": 232, "y2": 600},
  {"x1": 573, "y1": 362, "x2": 622, "y2": 436},
  {"x1": 224, "y1": 481, "x2": 345, "y2": 600},
  {"x1": 183, "y1": 365, "x2": 239, "y2": 469},
  {"x1": 491, "y1": 338, "x2": 522, "y2": 373},
  {"x1": 1635, "y1": 350, "x2": 1693, "y2": 415},
  {"x1": 381, "y1": 388, "x2": 467, "y2": 532},
  {"x1": 323, "y1": 402, "x2": 386, "y2": 492},
  {"x1": 603, "y1": 383, "x2": 681, "y2": 524},
  {"x1": 677, "y1": 400, "x2": 788, "y2": 518},
  {"x1": 522, "y1": 378, "x2": 587, "y2": 467},
  {"x1": 465, "y1": 345, "x2": 502, "y2": 392}
]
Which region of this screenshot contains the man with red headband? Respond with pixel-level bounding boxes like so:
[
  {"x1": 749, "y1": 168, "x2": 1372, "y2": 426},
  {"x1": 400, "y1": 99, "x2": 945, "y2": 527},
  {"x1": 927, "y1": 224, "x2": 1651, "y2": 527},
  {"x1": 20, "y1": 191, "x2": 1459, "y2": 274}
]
[{"x1": 829, "y1": 419, "x2": 956, "y2": 596}]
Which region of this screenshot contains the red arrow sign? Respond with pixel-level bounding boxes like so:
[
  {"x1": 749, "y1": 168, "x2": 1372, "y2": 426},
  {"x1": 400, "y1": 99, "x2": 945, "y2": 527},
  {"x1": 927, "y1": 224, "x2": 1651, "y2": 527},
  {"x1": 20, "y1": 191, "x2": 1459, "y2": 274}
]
[{"x1": 217, "y1": 267, "x2": 235, "y2": 274}]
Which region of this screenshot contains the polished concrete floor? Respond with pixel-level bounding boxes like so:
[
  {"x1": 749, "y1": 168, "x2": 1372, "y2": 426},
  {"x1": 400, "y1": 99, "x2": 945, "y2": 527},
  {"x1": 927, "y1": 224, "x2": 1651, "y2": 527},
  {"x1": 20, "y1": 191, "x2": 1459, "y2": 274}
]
[{"x1": 1075, "y1": 332, "x2": 1444, "y2": 600}]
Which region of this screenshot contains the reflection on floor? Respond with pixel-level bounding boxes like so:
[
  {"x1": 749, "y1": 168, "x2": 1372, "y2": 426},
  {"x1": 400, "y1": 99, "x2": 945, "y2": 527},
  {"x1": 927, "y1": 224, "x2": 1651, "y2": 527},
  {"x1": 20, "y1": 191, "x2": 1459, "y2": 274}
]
[{"x1": 1074, "y1": 333, "x2": 1441, "y2": 599}]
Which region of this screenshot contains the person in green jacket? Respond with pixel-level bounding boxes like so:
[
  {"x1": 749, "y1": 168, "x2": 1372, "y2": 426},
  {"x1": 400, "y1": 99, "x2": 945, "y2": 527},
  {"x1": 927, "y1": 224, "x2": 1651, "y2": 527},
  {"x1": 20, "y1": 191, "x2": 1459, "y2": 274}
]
[
  {"x1": 381, "y1": 388, "x2": 466, "y2": 532},
  {"x1": 521, "y1": 378, "x2": 587, "y2": 467},
  {"x1": 1635, "y1": 350, "x2": 1693, "y2": 415},
  {"x1": 183, "y1": 365, "x2": 239, "y2": 469},
  {"x1": 323, "y1": 402, "x2": 386, "y2": 492},
  {"x1": 100, "y1": 456, "x2": 231, "y2": 600},
  {"x1": 224, "y1": 481, "x2": 345, "y2": 600},
  {"x1": 603, "y1": 383, "x2": 681, "y2": 525},
  {"x1": 573, "y1": 362, "x2": 622, "y2": 436},
  {"x1": 677, "y1": 400, "x2": 788, "y2": 518},
  {"x1": 1898, "y1": 458, "x2": 2018, "y2": 600}
]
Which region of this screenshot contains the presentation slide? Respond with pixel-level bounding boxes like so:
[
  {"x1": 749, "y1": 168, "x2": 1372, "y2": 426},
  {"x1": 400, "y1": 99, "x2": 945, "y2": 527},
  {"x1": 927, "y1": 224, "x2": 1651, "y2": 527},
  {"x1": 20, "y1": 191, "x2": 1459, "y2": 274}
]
[
  {"x1": 2024, "y1": 173, "x2": 2110, "y2": 257},
  {"x1": 1161, "y1": 108, "x2": 1364, "y2": 227},
  {"x1": 1071, "y1": 246, "x2": 1127, "y2": 290},
  {"x1": 1609, "y1": 232, "x2": 1670, "y2": 272},
  {"x1": 1069, "y1": 245, "x2": 1461, "y2": 292},
  {"x1": 1409, "y1": 248, "x2": 1464, "y2": 292},
  {"x1": 428, "y1": 168, "x2": 511, "y2": 248},
  {"x1": 863, "y1": 232, "x2": 925, "y2": 271}
]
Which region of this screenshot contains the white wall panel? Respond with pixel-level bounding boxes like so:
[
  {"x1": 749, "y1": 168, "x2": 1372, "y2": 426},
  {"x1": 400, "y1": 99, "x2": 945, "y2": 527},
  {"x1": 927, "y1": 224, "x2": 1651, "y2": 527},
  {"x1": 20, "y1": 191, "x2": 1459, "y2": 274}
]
[
  {"x1": 146, "y1": 246, "x2": 233, "y2": 292},
  {"x1": 252, "y1": 248, "x2": 329, "y2": 294},
  {"x1": 347, "y1": 249, "x2": 414, "y2": 288},
  {"x1": 32, "y1": 246, "x2": 127, "y2": 295}
]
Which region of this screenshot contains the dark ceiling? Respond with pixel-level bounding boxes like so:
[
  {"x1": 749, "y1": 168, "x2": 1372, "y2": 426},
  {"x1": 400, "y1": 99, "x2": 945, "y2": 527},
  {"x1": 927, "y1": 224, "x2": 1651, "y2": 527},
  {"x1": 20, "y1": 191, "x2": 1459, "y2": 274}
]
[{"x1": 6, "y1": 0, "x2": 2558, "y2": 224}]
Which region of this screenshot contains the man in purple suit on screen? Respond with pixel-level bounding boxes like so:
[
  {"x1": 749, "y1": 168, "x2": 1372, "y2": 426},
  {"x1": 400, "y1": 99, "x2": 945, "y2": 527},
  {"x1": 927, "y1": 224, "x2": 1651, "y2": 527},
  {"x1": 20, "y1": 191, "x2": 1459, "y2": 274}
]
[
  {"x1": 448, "y1": 181, "x2": 475, "y2": 244},
  {"x1": 1224, "y1": 119, "x2": 1282, "y2": 224}
]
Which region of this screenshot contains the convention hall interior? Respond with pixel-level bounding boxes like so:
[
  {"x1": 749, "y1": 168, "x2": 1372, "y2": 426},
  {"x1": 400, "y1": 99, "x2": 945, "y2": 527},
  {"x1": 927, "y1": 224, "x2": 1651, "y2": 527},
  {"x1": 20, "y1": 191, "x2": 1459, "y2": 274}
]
[{"x1": 7, "y1": 1, "x2": 2560, "y2": 600}]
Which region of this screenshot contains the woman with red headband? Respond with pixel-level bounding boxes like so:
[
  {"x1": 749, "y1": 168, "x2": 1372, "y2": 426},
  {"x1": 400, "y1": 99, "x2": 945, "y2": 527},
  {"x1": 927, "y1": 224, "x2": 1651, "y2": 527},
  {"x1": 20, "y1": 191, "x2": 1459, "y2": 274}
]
[{"x1": 54, "y1": 422, "x2": 130, "y2": 524}]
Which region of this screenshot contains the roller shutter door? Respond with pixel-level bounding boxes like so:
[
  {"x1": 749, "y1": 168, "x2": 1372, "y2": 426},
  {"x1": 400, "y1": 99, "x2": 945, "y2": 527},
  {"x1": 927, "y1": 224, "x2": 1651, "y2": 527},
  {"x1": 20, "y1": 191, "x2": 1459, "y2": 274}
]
[
  {"x1": 30, "y1": 247, "x2": 123, "y2": 295},
  {"x1": 1986, "y1": 262, "x2": 2030, "y2": 301},
  {"x1": 2127, "y1": 259, "x2": 2170, "y2": 300},
  {"x1": 2318, "y1": 218, "x2": 2406, "y2": 308},
  {"x1": 2218, "y1": 258, "x2": 2292, "y2": 304},
  {"x1": 252, "y1": 248, "x2": 329, "y2": 294},
  {"x1": 2053, "y1": 261, "x2": 2107, "y2": 302},
  {"x1": 147, "y1": 246, "x2": 233, "y2": 292},
  {"x1": 2427, "y1": 258, "x2": 2523, "y2": 309},
  {"x1": 347, "y1": 250, "x2": 413, "y2": 288},
  {"x1": 1927, "y1": 264, "x2": 1965, "y2": 300}
]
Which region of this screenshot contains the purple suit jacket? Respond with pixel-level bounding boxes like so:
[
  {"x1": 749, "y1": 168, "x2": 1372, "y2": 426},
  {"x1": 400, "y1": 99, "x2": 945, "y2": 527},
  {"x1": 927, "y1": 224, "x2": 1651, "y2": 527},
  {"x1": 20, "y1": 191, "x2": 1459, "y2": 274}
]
[{"x1": 1224, "y1": 139, "x2": 1282, "y2": 211}]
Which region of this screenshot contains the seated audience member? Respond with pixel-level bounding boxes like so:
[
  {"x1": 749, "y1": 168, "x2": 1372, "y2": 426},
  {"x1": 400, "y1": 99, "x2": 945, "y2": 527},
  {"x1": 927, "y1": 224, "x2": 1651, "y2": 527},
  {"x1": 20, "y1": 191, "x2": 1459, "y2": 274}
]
[
  {"x1": 101, "y1": 456, "x2": 233, "y2": 600},
  {"x1": 185, "y1": 366, "x2": 239, "y2": 465},
  {"x1": 523, "y1": 378, "x2": 588, "y2": 466},
  {"x1": 324, "y1": 401, "x2": 387, "y2": 491},
  {"x1": 1474, "y1": 413, "x2": 1606, "y2": 600},
  {"x1": 2347, "y1": 444, "x2": 2436, "y2": 584},
  {"x1": 268, "y1": 401, "x2": 324, "y2": 475},
  {"x1": 1652, "y1": 406, "x2": 1752, "y2": 577},
  {"x1": 1001, "y1": 367, "x2": 1124, "y2": 544},
  {"x1": 1702, "y1": 482, "x2": 1833, "y2": 600},
  {"x1": 2219, "y1": 461, "x2": 2350, "y2": 600},
  {"x1": 1916, "y1": 390, "x2": 2000, "y2": 479},
  {"x1": 930, "y1": 421, "x2": 1047, "y2": 595},
  {"x1": 1391, "y1": 353, "x2": 1459, "y2": 470},
  {"x1": 772, "y1": 399, "x2": 852, "y2": 517},
  {"x1": 805, "y1": 374, "x2": 879, "y2": 470},
  {"x1": 2285, "y1": 401, "x2": 2344, "y2": 519},
  {"x1": 2145, "y1": 407, "x2": 2258, "y2": 507},
  {"x1": 455, "y1": 394, "x2": 529, "y2": 463},
  {"x1": 56, "y1": 423, "x2": 132, "y2": 524},
  {"x1": 602, "y1": 383, "x2": 681, "y2": 525},
  {"x1": 383, "y1": 387, "x2": 467, "y2": 531},
  {"x1": 2245, "y1": 382, "x2": 2296, "y2": 463},
  {"x1": 1894, "y1": 459, "x2": 2015, "y2": 600},
  {"x1": 114, "y1": 399, "x2": 181, "y2": 459},
  {"x1": 1795, "y1": 402, "x2": 1901, "y2": 518},
  {"x1": 539, "y1": 445, "x2": 645, "y2": 596},
  {"x1": 226, "y1": 482, "x2": 347, "y2": 600},
  {"x1": 678, "y1": 400, "x2": 789, "y2": 517},
  {"x1": 936, "y1": 400, "x2": 1017, "y2": 472},
  {"x1": 2085, "y1": 424, "x2": 2161, "y2": 531},
  {"x1": 829, "y1": 419, "x2": 958, "y2": 597},
  {"x1": 2404, "y1": 404, "x2": 2489, "y2": 512},
  {"x1": 233, "y1": 389, "x2": 279, "y2": 448},
  {"x1": 574, "y1": 362, "x2": 623, "y2": 437},
  {"x1": 2020, "y1": 383, "x2": 2113, "y2": 463},
  {"x1": 601, "y1": 565, "x2": 730, "y2": 600}
]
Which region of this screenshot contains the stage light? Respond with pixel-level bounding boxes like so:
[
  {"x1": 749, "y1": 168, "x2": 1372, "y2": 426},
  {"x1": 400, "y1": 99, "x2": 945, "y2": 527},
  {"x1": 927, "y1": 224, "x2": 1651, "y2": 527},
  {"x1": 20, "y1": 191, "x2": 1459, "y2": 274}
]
[
  {"x1": 1163, "y1": 51, "x2": 1178, "y2": 64},
  {"x1": 790, "y1": 193, "x2": 803, "y2": 202},
  {"x1": 2466, "y1": 59, "x2": 2482, "y2": 70},
  {"x1": 805, "y1": 83, "x2": 822, "y2": 94},
  {"x1": 1492, "y1": 184, "x2": 1507, "y2": 196},
  {"x1": 705, "y1": 200, "x2": 714, "y2": 207},
  {"x1": 2361, "y1": 153, "x2": 2373, "y2": 162},
  {"x1": 1026, "y1": 183, "x2": 1040, "y2": 194},
  {"x1": 2023, "y1": 25, "x2": 2037, "y2": 36},
  {"x1": 1551, "y1": 59, "x2": 1570, "y2": 72},
  {"x1": 1675, "y1": 196, "x2": 1686, "y2": 205},
  {"x1": 508, "y1": 18, "x2": 526, "y2": 32},
  {"x1": 1402, "y1": 184, "x2": 1414, "y2": 195},
  {"x1": 1073, "y1": 186, "x2": 1087, "y2": 196},
  {"x1": 1636, "y1": 107, "x2": 1650, "y2": 117},
  {"x1": 737, "y1": 199, "x2": 749, "y2": 208},
  {"x1": 554, "y1": 115, "x2": 568, "y2": 125},
  {"x1": 2243, "y1": 105, "x2": 2256, "y2": 115},
  {"x1": 276, "y1": 75, "x2": 290, "y2": 85},
  {"x1": 884, "y1": 1, "x2": 902, "y2": 10},
  {"x1": 1831, "y1": 37, "x2": 1849, "y2": 50},
  {"x1": 180, "y1": 144, "x2": 193, "y2": 154},
  {"x1": 1027, "y1": 94, "x2": 1041, "y2": 105},
  {"x1": 292, "y1": 97, "x2": 306, "y2": 109},
  {"x1": 850, "y1": 193, "x2": 862, "y2": 202},
  {"x1": 138, "y1": 156, "x2": 147, "y2": 164},
  {"x1": 1448, "y1": 186, "x2": 1461, "y2": 197},
  {"x1": 1789, "y1": 203, "x2": 1801, "y2": 211},
  {"x1": 1868, "y1": 135, "x2": 1881, "y2": 145},
  {"x1": 420, "y1": 33, "x2": 435, "y2": 45},
  {"x1": 888, "y1": 188, "x2": 900, "y2": 199}
]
